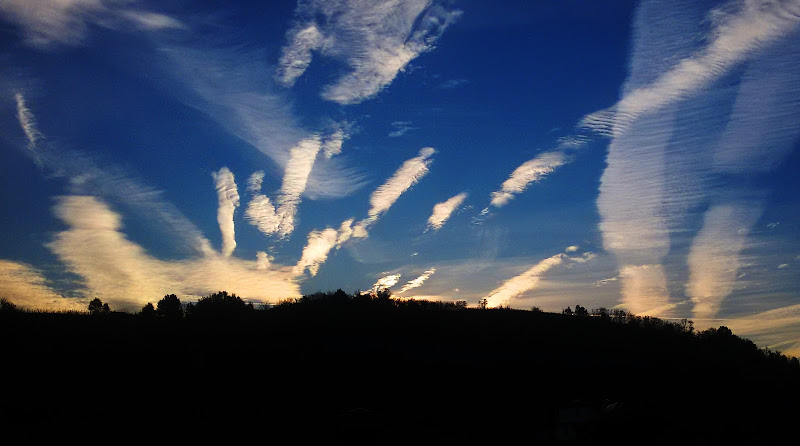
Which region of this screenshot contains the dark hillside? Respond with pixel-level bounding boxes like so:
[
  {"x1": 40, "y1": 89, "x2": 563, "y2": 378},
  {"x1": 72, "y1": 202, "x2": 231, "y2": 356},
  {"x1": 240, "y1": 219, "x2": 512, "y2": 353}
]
[{"x1": 1, "y1": 293, "x2": 798, "y2": 444}]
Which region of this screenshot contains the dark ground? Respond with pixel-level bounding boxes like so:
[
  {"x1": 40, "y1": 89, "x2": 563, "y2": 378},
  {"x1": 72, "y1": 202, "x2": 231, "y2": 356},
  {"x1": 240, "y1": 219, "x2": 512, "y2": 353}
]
[{"x1": 2, "y1": 301, "x2": 798, "y2": 444}]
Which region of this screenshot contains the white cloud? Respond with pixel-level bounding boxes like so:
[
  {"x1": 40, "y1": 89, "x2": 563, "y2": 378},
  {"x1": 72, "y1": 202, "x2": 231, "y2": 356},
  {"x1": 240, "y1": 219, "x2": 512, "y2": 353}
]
[
  {"x1": 778, "y1": 263, "x2": 790, "y2": 269},
  {"x1": 485, "y1": 253, "x2": 565, "y2": 307},
  {"x1": 244, "y1": 194, "x2": 280, "y2": 237},
  {"x1": 13, "y1": 92, "x2": 213, "y2": 256},
  {"x1": 276, "y1": 0, "x2": 462, "y2": 104},
  {"x1": 565, "y1": 245, "x2": 579, "y2": 253},
  {"x1": 0, "y1": 0, "x2": 184, "y2": 48},
  {"x1": 275, "y1": 23, "x2": 325, "y2": 87},
  {"x1": 14, "y1": 93, "x2": 41, "y2": 162},
  {"x1": 398, "y1": 268, "x2": 435, "y2": 294},
  {"x1": 294, "y1": 227, "x2": 339, "y2": 277},
  {"x1": 160, "y1": 45, "x2": 364, "y2": 201},
  {"x1": 357, "y1": 147, "x2": 435, "y2": 231},
  {"x1": 370, "y1": 273, "x2": 402, "y2": 294},
  {"x1": 212, "y1": 167, "x2": 240, "y2": 257},
  {"x1": 582, "y1": 0, "x2": 800, "y2": 137},
  {"x1": 618, "y1": 264, "x2": 673, "y2": 317},
  {"x1": 594, "y1": 0, "x2": 800, "y2": 320},
  {"x1": 247, "y1": 171, "x2": 265, "y2": 193},
  {"x1": 242, "y1": 137, "x2": 323, "y2": 239},
  {"x1": 427, "y1": 192, "x2": 468, "y2": 231},
  {"x1": 47, "y1": 196, "x2": 300, "y2": 311},
  {"x1": 0, "y1": 259, "x2": 85, "y2": 311},
  {"x1": 490, "y1": 151, "x2": 568, "y2": 207},
  {"x1": 388, "y1": 121, "x2": 417, "y2": 138},
  {"x1": 687, "y1": 203, "x2": 764, "y2": 319}
]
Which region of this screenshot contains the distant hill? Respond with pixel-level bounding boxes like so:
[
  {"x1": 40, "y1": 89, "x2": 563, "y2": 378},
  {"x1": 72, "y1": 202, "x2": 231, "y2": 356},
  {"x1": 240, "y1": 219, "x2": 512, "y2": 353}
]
[{"x1": 2, "y1": 291, "x2": 798, "y2": 444}]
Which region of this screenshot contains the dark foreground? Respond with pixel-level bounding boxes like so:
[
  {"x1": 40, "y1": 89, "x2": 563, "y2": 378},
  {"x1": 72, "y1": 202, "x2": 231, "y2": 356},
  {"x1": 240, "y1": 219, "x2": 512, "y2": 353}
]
[{"x1": 2, "y1": 301, "x2": 798, "y2": 444}]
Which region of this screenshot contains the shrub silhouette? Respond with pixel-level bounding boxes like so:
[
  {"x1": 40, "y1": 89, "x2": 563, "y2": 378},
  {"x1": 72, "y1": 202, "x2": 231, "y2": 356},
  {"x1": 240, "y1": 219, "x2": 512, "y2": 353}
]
[
  {"x1": 156, "y1": 294, "x2": 183, "y2": 319},
  {"x1": 88, "y1": 298, "x2": 110, "y2": 315},
  {"x1": 191, "y1": 291, "x2": 253, "y2": 318},
  {"x1": 140, "y1": 302, "x2": 156, "y2": 317}
]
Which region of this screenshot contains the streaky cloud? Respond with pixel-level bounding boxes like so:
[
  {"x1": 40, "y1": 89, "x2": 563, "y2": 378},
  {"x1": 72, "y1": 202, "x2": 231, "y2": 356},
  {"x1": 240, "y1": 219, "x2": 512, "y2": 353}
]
[
  {"x1": 427, "y1": 192, "x2": 468, "y2": 231},
  {"x1": 581, "y1": 0, "x2": 800, "y2": 137},
  {"x1": 485, "y1": 253, "x2": 566, "y2": 308},
  {"x1": 212, "y1": 167, "x2": 240, "y2": 257},
  {"x1": 356, "y1": 147, "x2": 435, "y2": 233},
  {"x1": 369, "y1": 273, "x2": 402, "y2": 294},
  {"x1": 0, "y1": 0, "x2": 185, "y2": 48},
  {"x1": 294, "y1": 227, "x2": 339, "y2": 277},
  {"x1": 276, "y1": 0, "x2": 461, "y2": 104},
  {"x1": 490, "y1": 151, "x2": 568, "y2": 208},
  {"x1": 398, "y1": 268, "x2": 436, "y2": 294},
  {"x1": 47, "y1": 196, "x2": 300, "y2": 311},
  {"x1": 687, "y1": 202, "x2": 763, "y2": 319},
  {"x1": 12, "y1": 92, "x2": 213, "y2": 256},
  {"x1": 0, "y1": 259, "x2": 85, "y2": 311}
]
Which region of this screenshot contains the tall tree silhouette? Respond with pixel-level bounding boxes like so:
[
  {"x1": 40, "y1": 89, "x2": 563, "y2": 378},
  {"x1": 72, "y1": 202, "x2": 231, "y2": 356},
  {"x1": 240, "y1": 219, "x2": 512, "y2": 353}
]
[{"x1": 157, "y1": 294, "x2": 183, "y2": 319}]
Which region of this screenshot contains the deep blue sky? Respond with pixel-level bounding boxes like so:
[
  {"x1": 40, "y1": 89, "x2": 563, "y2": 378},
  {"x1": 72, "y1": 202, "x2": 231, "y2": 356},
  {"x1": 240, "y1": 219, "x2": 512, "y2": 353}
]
[{"x1": 1, "y1": 0, "x2": 800, "y2": 355}]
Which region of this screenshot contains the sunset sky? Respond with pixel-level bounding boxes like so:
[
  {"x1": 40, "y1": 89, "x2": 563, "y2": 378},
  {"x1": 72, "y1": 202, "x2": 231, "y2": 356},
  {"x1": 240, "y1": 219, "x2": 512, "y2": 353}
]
[{"x1": 1, "y1": 0, "x2": 800, "y2": 355}]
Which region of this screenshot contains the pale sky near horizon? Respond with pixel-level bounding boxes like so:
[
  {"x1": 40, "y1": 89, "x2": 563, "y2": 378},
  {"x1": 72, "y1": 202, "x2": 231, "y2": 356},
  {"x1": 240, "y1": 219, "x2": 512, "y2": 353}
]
[{"x1": 1, "y1": 0, "x2": 800, "y2": 355}]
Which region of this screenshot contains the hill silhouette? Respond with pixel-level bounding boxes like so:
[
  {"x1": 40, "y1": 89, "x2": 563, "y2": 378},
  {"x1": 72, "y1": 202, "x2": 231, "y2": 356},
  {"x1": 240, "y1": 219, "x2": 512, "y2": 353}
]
[{"x1": 1, "y1": 291, "x2": 798, "y2": 444}]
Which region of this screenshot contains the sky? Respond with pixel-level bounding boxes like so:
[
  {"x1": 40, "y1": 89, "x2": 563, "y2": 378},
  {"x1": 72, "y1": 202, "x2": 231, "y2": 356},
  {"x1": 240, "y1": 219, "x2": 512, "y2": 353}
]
[{"x1": 1, "y1": 0, "x2": 800, "y2": 355}]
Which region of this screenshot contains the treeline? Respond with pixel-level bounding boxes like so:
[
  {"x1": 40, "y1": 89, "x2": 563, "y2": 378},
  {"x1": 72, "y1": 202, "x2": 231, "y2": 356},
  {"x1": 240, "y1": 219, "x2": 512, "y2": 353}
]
[{"x1": 2, "y1": 288, "x2": 800, "y2": 444}]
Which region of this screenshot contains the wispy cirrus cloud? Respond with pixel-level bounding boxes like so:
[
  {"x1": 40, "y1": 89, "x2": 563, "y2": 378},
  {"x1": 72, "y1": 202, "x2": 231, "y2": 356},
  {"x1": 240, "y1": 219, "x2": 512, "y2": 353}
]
[
  {"x1": 243, "y1": 136, "x2": 324, "y2": 239},
  {"x1": 581, "y1": 0, "x2": 800, "y2": 137},
  {"x1": 489, "y1": 151, "x2": 568, "y2": 208},
  {"x1": 293, "y1": 148, "x2": 436, "y2": 277},
  {"x1": 159, "y1": 45, "x2": 364, "y2": 201},
  {"x1": 11, "y1": 92, "x2": 214, "y2": 256},
  {"x1": 276, "y1": 0, "x2": 462, "y2": 104},
  {"x1": 47, "y1": 196, "x2": 300, "y2": 311},
  {"x1": 484, "y1": 247, "x2": 595, "y2": 308},
  {"x1": 485, "y1": 253, "x2": 566, "y2": 308},
  {"x1": 398, "y1": 268, "x2": 435, "y2": 294},
  {"x1": 388, "y1": 121, "x2": 417, "y2": 138},
  {"x1": 355, "y1": 147, "x2": 435, "y2": 234},
  {"x1": 369, "y1": 273, "x2": 402, "y2": 294},
  {"x1": 0, "y1": 0, "x2": 184, "y2": 48},
  {"x1": 0, "y1": 259, "x2": 85, "y2": 311},
  {"x1": 594, "y1": 0, "x2": 800, "y2": 318},
  {"x1": 212, "y1": 167, "x2": 240, "y2": 257},
  {"x1": 427, "y1": 192, "x2": 467, "y2": 231}
]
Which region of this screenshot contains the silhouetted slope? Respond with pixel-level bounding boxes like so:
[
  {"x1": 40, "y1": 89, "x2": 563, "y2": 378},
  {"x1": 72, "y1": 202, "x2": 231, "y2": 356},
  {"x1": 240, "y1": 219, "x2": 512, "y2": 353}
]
[{"x1": 1, "y1": 297, "x2": 798, "y2": 444}]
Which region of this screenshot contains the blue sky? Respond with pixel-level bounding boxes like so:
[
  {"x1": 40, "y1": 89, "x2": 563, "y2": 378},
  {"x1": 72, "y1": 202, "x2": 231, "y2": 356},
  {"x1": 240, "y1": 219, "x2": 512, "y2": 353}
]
[{"x1": 2, "y1": 0, "x2": 800, "y2": 355}]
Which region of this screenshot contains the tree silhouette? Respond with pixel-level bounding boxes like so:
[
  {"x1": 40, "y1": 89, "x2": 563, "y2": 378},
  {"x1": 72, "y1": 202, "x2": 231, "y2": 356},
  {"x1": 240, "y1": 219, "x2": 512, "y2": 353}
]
[
  {"x1": 140, "y1": 302, "x2": 156, "y2": 317},
  {"x1": 157, "y1": 294, "x2": 183, "y2": 319},
  {"x1": 192, "y1": 291, "x2": 253, "y2": 318},
  {"x1": 88, "y1": 298, "x2": 109, "y2": 315}
]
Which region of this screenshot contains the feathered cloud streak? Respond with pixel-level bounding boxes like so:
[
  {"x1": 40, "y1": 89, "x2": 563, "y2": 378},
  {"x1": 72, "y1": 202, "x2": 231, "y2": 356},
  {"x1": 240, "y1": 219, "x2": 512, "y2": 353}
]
[
  {"x1": 47, "y1": 196, "x2": 300, "y2": 311},
  {"x1": 356, "y1": 147, "x2": 435, "y2": 234},
  {"x1": 0, "y1": 0, "x2": 184, "y2": 48},
  {"x1": 687, "y1": 203, "x2": 763, "y2": 319},
  {"x1": 244, "y1": 137, "x2": 323, "y2": 238},
  {"x1": 13, "y1": 92, "x2": 214, "y2": 256},
  {"x1": 485, "y1": 254, "x2": 566, "y2": 308},
  {"x1": 369, "y1": 274, "x2": 402, "y2": 294},
  {"x1": 485, "y1": 248, "x2": 594, "y2": 308},
  {"x1": 212, "y1": 168, "x2": 240, "y2": 257},
  {"x1": 160, "y1": 45, "x2": 363, "y2": 201},
  {"x1": 595, "y1": 0, "x2": 800, "y2": 318},
  {"x1": 294, "y1": 148, "x2": 435, "y2": 277},
  {"x1": 490, "y1": 151, "x2": 568, "y2": 207},
  {"x1": 582, "y1": 0, "x2": 800, "y2": 137},
  {"x1": 427, "y1": 193, "x2": 467, "y2": 231},
  {"x1": 0, "y1": 259, "x2": 85, "y2": 311},
  {"x1": 398, "y1": 268, "x2": 436, "y2": 294},
  {"x1": 276, "y1": 0, "x2": 461, "y2": 104}
]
